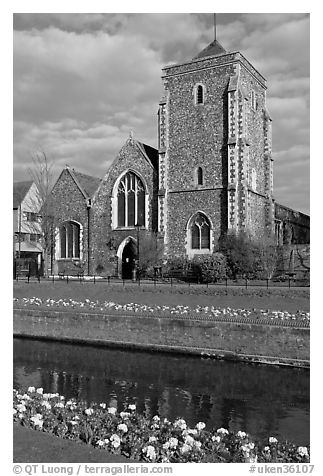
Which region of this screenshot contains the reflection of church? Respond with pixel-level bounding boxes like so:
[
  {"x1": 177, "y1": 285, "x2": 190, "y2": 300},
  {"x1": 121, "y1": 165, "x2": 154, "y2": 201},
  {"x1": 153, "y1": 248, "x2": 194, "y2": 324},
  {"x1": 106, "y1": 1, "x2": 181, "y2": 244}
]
[{"x1": 49, "y1": 35, "x2": 310, "y2": 278}]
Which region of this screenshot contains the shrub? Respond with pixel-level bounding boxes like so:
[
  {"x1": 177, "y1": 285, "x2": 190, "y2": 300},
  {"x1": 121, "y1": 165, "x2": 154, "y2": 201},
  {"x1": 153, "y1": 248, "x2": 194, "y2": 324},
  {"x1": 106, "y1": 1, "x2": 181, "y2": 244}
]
[
  {"x1": 190, "y1": 253, "x2": 228, "y2": 283},
  {"x1": 219, "y1": 233, "x2": 260, "y2": 279}
]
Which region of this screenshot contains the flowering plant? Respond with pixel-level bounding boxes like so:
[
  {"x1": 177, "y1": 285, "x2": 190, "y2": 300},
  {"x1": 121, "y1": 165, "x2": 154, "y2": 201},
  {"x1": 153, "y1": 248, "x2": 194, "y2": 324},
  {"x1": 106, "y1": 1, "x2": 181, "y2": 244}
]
[{"x1": 13, "y1": 387, "x2": 310, "y2": 463}]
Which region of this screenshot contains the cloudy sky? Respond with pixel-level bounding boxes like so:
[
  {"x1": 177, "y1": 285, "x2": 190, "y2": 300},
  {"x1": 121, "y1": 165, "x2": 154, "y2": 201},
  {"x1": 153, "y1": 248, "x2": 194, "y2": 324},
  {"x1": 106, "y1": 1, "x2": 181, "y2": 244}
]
[{"x1": 13, "y1": 12, "x2": 310, "y2": 214}]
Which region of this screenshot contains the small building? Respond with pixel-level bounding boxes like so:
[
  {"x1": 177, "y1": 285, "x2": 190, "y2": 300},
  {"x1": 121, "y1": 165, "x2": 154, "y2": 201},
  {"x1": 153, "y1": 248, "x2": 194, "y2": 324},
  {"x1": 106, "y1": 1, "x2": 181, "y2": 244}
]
[{"x1": 13, "y1": 181, "x2": 43, "y2": 276}]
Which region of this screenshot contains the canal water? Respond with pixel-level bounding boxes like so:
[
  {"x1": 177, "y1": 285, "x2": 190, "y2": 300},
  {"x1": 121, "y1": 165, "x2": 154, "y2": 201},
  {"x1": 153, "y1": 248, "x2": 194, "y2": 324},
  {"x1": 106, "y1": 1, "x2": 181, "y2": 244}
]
[{"x1": 13, "y1": 337, "x2": 310, "y2": 446}]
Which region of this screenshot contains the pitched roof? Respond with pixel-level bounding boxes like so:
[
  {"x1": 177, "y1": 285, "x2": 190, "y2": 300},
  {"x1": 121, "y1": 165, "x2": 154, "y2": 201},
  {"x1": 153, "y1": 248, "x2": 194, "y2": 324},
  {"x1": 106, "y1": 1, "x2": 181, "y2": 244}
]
[
  {"x1": 69, "y1": 169, "x2": 101, "y2": 199},
  {"x1": 136, "y1": 141, "x2": 159, "y2": 170},
  {"x1": 13, "y1": 181, "x2": 33, "y2": 208},
  {"x1": 193, "y1": 39, "x2": 227, "y2": 60}
]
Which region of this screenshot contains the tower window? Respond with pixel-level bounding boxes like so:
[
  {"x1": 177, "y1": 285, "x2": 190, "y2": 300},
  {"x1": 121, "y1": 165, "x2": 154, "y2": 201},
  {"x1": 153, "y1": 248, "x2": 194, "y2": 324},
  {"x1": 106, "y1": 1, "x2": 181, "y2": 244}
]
[
  {"x1": 191, "y1": 213, "x2": 210, "y2": 250},
  {"x1": 195, "y1": 84, "x2": 205, "y2": 105},
  {"x1": 251, "y1": 90, "x2": 257, "y2": 110},
  {"x1": 197, "y1": 167, "x2": 203, "y2": 185}
]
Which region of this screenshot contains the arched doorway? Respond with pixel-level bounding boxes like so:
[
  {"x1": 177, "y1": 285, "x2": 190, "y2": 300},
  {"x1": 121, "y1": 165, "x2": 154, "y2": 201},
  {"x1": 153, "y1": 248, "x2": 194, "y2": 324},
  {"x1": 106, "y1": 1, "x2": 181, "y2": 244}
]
[{"x1": 121, "y1": 239, "x2": 137, "y2": 279}]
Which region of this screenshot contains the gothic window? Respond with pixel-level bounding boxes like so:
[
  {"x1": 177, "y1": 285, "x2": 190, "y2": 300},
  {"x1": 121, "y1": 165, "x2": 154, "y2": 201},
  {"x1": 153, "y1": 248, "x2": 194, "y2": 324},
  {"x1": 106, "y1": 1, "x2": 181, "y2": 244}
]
[
  {"x1": 117, "y1": 172, "x2": 146, "y2": 227},
  {"x1": 197, "y1": 167, "x2": 203, "y2": 185},
  {"x1": 60, "y1": 221, "x2": 80, "y2": 258},
  {"x1": 195, "y1": 84, "x2": 205, "y2": 105},
  {"x1": 191, "y1": 213, "x2": 210, "y2": 250}
]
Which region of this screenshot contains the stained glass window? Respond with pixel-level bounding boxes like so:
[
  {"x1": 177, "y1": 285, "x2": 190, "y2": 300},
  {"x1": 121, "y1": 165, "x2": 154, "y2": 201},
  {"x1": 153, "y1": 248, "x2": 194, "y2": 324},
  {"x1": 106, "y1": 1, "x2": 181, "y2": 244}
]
[{"x1": 117, "y1": 172, "x2": 146, "y2": 227}]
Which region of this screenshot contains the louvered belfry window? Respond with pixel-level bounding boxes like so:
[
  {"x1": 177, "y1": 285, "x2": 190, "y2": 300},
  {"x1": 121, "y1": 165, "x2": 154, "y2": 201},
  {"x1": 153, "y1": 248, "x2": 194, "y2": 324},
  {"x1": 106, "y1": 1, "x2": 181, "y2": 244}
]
[
  {"x1": 60, "y1": 221, "x2": 80, "y2": 258},
  {"x1": 191, "y1": 213, "x2": 210, "y2": 249},
  {"x1": 117, "y1": 172, "x2": 145, "y2": 227},
  {"x1": 197, "y1": 167, "x2": 203, "y2": 185},
  {"x1": 197, "y1": 85, "x2": 204, "y2": 104}
]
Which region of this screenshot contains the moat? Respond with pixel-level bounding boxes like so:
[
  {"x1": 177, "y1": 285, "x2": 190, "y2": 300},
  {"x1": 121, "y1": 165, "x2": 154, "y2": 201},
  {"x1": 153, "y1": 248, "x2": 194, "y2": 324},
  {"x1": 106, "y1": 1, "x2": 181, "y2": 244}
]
[{"x1": 13, "y1": 337, "x2": 310, "y2": 445}]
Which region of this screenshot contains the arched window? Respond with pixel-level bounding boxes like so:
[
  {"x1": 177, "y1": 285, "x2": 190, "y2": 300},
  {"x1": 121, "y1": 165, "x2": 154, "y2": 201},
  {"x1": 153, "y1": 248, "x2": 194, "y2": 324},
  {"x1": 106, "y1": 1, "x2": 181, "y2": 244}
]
[
  {"x1": 117, "y1": 172, "x2": 146, "y2": 227},
  {"x1": 197, "y1": 85, "x2": 204, "y2": 104},
  {"x1": 197, "y1": 167, "x2": 203, "y2": 185},
  {"x1": 60, "y1": 221, "x2": 80, "y2": 258},
  {"x1": 191, "y1": 213, "x2": 210, "y2": 250}
]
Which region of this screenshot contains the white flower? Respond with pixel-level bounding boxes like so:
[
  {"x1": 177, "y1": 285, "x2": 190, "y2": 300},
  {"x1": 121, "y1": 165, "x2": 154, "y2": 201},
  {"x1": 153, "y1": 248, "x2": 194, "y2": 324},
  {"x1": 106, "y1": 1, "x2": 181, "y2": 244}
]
[
  {"x1": 108, "y1": 407, "x2": 117, "y2": 415},
  {"x1": 241, "y1": 445, "x2": 250, "y2": 455},
  {"x1": 196, "y1": 422, "x2": 206, "y2": 431},
  {"x1": 174, "y1": 418, "x2": 187, "y2": 430},
  {"x1": 143, "y1": 445, "x2": 156, "y2": 460},
  {"x1": 85, "y1": 408, "x2": 94, "y2": 416},
  {"x1": 269, "y1": 437, "x2": 278, "y2": 444},
  {"x1": 36, "y1": 387, "x2": 43, "y2": 394},
  {"x1": 184, "y1": 435, "x2": 195, "y2": 446},
  {"x1": 16, "y1": 404, "x2": 26, "y2": 413},
  {"x1": 212, "y1": 435, "x2": 221, "y2": 443},
  {"x1": 55, "y1": 402, "x2": 65, "y2": 408},
  {"x1": 27, "y1": 386, "x2": 35, "y2": 393},
  {"x1": 163, "y1": 442, "x2": 170, "y2": 450},
  {"x1": 217, "y1": 428, "x2": 229, "y2": 435},
  {"x1": 117, "y1": 423, "x2": 128, "y2": 433},
  {"x1": 149, "y1": 436, "x2": 157, "y2": 443},
  {"x1": 99, "y1": 403, "x2": 106, "y2": 409},
  {"x1": 236, "y1": 431, "x2": 247, "y2": 438},
  {"x1": 298, "y1": 447, "x2": 309, "y2": 457},
  {"x1": 13, "y1": 408, "x2": 17, "y2": 415},
  {"x1": 152, "y1": 415, "x2": 160, "y2": 422},
  {"x1": 187, "y1": 428, "x2": 198, "y2": 435},
  {"x1": 70, "y1": 420, "x2": 78, "y2": 426},
  {"x1": 30, "y1": 414, "x2": 43, "y2": 428},
  {"x1": 41, "y1": 401, "x2": 51, "y2": 410},
  {"x1": 263, "y1": 446, "x2": 270, "y2": 452},
  {"x1": 110, "y1": 434, "x2": 121, "y2": 448},
  {"x1": 194, "y1": 441, "x2": 202, "y2": 450},
  {"x1": 96, "y1": 440, "x2": 104, "y2": 447},
  {"x1": 128, "y1": 404, "x2": 136, "y2": 411},
  {"x1": 180, "y1": 443, "x2": 191, "y2": 454},
  {"x1": 168, "y1": 437, "x2": 178, "y2": 449},
  {"x1": 120, "y1": 411, "x2": 130, "y2": 419}
]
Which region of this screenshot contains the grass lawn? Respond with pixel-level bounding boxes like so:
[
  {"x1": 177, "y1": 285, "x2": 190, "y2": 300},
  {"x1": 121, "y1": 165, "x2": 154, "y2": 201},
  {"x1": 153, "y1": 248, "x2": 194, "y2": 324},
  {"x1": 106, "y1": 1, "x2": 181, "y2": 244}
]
[
  {"x1": 13, "y1": 424, "x2": 133, "y2": 463},
  {"x1": 13, "y1": 280, "x2": 310, "y2": 312}
]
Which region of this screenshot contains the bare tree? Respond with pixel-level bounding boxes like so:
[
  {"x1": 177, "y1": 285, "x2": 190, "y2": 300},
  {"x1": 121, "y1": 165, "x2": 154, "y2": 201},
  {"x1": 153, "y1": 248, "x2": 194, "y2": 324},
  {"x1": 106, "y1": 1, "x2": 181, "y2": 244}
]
[{"x1": 28, "y1": 151, "x2": 55, "y2": 276}]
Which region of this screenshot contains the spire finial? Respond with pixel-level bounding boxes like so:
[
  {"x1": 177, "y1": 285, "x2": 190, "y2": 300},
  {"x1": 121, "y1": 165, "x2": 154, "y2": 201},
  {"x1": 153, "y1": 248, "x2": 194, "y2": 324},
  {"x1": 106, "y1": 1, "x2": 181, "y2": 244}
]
[
  {"x1": 214, "y1": 13, "x2": 217, "y2": 41},
  {"x1": 129, "y1": 129, "x2": 134, "y2": 140}
]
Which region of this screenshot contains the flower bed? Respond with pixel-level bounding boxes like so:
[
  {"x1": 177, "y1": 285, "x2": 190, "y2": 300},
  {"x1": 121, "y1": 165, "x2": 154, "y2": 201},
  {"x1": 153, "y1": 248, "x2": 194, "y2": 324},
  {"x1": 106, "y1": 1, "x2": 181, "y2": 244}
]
[
  {"x1": 13, "y1": 387, "x2": 310, "y2": 463},
  {"x1": 13, "y1": 297, "x2": 310, "y2": 324}
]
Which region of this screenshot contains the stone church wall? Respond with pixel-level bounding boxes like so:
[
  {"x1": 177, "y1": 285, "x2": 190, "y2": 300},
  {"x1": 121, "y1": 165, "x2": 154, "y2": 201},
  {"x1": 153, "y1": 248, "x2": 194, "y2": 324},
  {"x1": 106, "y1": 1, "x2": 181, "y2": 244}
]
[
  {"x1": 49, "y1": 169, "x2": 90, "y2": 275},
  {"x1": 91, "y1": 140, "x2": 158, "y2": 275}
]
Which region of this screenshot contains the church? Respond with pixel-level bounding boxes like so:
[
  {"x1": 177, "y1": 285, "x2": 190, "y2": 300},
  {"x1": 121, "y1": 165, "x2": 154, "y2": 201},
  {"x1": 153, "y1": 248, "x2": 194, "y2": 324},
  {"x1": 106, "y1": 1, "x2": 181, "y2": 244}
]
[{"x1": 48, "y1": 35, "x2": 310, "y2": 278}]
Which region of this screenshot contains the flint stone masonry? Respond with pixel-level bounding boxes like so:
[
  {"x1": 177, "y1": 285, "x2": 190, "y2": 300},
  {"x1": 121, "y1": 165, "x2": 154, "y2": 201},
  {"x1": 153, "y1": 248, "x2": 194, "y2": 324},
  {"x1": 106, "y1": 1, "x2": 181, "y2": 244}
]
[
  {"x1": 47, "y1": 38, "x2": 309, "y2": 277},
  {"x1": 13, "y1": 309, "x2": 309, "y2": 367}
]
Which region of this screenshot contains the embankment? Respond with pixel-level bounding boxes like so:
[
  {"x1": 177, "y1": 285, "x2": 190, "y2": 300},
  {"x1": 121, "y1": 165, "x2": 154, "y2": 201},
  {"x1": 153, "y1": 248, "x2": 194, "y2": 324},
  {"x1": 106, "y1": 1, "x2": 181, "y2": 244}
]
[{"x1": 13, "y1": 308, "x2": 309, "y2": 367}]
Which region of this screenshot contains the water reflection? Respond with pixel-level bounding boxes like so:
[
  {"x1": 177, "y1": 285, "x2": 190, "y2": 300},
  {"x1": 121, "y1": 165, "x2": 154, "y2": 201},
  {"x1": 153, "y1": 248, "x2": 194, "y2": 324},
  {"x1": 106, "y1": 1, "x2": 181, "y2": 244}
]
[{"x1": 13, "y1": 338, "x2": 310, "y2": 445}]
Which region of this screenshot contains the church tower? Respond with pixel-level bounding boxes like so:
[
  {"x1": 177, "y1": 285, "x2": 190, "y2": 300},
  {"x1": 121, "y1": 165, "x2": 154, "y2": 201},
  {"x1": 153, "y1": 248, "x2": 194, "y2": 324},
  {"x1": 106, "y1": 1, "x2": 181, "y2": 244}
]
[{"x1": 158, "y1": 28, "x2": 274, "y2": 258}]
